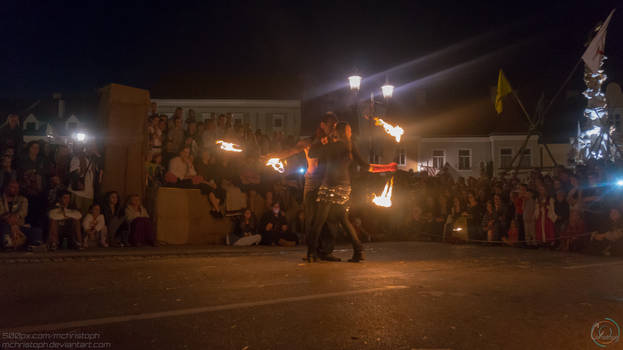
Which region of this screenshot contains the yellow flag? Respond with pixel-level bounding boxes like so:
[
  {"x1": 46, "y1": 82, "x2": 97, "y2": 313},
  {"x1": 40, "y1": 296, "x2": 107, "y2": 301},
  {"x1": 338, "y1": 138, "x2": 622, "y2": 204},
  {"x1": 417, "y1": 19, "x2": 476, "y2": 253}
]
[{"x1": 495, "y1": 69, "x2": 512, "y2": 114}]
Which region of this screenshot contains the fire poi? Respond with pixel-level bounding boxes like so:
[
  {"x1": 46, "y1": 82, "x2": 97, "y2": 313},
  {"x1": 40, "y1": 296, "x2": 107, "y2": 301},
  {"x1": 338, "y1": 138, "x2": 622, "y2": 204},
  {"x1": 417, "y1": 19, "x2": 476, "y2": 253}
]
[
  {"x1": 266, "y1": 158, "x2": 286, "y2": 173},
  {"x1": 374, "y1": 117, "x2": 404, "y2": 143},
  {"x1": 216, "y1": 140, "x2": 243, "y2": 152},
  {"x1": 372, "y1": 176, "x2": 394, "y2": 208}
]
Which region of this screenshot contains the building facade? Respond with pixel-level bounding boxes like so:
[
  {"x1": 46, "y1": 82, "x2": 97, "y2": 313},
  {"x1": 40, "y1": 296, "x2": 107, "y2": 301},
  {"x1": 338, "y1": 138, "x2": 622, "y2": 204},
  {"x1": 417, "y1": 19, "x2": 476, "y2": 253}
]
[{"x1": 152, "y1": 99, "x2": 302, "y2": 137}]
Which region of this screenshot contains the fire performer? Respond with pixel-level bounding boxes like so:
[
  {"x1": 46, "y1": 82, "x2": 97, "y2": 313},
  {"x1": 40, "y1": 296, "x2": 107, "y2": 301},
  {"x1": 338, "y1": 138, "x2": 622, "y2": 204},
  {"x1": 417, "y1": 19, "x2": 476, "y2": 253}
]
[
  {"x1": 307, "y1": 121, "x2": 371, "y2": 263},
  {"x1": 264, "y1": 112, "x2": 341, "y2": 261}
]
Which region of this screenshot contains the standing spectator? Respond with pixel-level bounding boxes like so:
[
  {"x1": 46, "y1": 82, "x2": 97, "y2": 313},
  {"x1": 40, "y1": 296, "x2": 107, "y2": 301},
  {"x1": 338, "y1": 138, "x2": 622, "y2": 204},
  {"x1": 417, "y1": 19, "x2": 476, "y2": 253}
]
[
  {"x1": 150, "y1": 116, "x2": 164, "y2": 156},
  {"x1": 166, "y1": 116, "x2": 185, "y2": 155},
  {"x1": 102, "y1": 191, "x2": 127, "y2": 247},
  {"x1": 50, "y1": 145, "x2": 71, "y2": 184},
  {"x1": 0, "y1": 180, "x2": 43, "y2": 249},
  {"x1": 260, "y1": 202, "x2": 297, "y2": 246},
  {"x1": 561, "y1": 209, "x2": 586, "y2": 252},
  {"x1": 18, "y1": 141, "x2": 48, "y2": 227},
  {"x1": 125, "y1": 194, "x2": 155, "y2": 246},
  {"x1": 465, "y1": 192, "x2": 483, "y2": 240},
  {"x1": 522, "y1": 189, "x2": 537, "y2": 246},
  {"x1": 0, "y1": 155, "x2": 17, "y2": 190},
  {"x1": 82, "y1": 203, "x2": 108, "y2": 248},
  {"x1": 227, "y1": 209, "x2": 262, "y2": 246},
  {"x1": 482, "y1": 200, "x2": 495, "y2": 242},
  {"x1": 69, "y1": 144, "x2": 102, "y2": 215},
  {"x1": 535, "y1": 186, "x2": 557, "y2": 245},
  {"x1": 48, "y1": 191, "x2": 83, "y2": 250},
  {"x1": 201, "y1": 119, "x2": 217, "y2": 152},
  {"x1": 0, "y1": 114, "x2": 23, "y2": 155},
  {"x1": 149, "y1": 101, "x2": 158, "y2": 119}
]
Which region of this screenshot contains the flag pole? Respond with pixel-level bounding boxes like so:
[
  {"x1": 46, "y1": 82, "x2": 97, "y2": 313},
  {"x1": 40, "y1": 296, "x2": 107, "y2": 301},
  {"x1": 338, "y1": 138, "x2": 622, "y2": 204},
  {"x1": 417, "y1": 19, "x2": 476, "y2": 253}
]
[{"x1": 510, "y1": 90, "x2": 535, "y2": 128}]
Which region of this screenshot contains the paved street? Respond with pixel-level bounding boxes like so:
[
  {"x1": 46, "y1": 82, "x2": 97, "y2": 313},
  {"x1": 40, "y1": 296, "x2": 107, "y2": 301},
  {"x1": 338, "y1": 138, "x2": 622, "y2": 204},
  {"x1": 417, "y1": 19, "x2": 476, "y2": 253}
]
[{"x1": 1, "y1": 242, "x2": 622, "y2": 350}]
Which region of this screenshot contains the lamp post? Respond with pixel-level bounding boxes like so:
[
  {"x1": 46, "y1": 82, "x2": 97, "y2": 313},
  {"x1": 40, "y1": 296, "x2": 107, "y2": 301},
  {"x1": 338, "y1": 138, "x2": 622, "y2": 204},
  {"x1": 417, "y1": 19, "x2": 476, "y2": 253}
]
[{"x1": 348, "y1": 73, "x2": 394, "y2": 163}]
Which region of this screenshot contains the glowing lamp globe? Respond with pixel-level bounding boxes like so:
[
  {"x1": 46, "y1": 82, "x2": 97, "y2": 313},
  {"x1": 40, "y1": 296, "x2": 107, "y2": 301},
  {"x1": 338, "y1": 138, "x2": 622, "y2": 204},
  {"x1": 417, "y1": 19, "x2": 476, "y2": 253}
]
[
  {"x1": 381, "y1": 84, "x2": 394, "y2": 99},
  {"x1": 348, "y1": 75, "x2": 362, "y2": 91}
]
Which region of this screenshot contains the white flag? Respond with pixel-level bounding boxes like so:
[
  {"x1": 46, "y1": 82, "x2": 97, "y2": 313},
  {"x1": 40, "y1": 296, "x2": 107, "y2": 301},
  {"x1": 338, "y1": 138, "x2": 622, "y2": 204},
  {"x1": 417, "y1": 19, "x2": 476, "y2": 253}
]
[{"x1": 582, "y1": 9, "x2": 615, "y2": 73}]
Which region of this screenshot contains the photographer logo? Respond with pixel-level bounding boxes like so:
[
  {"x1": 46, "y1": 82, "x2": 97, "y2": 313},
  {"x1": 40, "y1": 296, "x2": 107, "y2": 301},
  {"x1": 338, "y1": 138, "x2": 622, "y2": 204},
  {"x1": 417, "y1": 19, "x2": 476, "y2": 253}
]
[{"x1": 591, "y1": 318, "x2": 620, "y2": 348}]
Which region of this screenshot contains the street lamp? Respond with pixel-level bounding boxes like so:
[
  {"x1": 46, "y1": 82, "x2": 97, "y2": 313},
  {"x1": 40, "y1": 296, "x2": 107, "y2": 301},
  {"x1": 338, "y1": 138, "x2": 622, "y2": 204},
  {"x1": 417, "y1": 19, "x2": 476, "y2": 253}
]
[
  {"x1": 348, "y1": 75, "x2": 362, "y2": 91},
  {"x1": 381, "y1": 83, "x2": 394, "y2": 99}
]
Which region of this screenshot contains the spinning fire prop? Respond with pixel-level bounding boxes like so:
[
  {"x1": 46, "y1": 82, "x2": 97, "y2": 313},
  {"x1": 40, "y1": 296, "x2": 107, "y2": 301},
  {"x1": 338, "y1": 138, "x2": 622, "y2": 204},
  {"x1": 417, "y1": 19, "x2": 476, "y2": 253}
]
[
  {"x1": 266, "y1": 158, "x2": 285, "y2": 173},
  {"x1": 216, "y1": 140, "x2": 243, "y2": 152},
  {"x1": 374, "y1": 118, "x2": 404, "y2": 143},
  {"x1": 371, "y1": 176, "x2": 394, "y2": 208}
]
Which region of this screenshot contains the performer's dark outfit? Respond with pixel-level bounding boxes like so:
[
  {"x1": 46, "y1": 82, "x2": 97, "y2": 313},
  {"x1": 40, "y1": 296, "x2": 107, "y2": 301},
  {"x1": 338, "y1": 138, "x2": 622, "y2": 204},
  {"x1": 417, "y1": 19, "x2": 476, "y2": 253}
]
[{"x1": 307, "y1": 139, "x2": 367, "y2": 262}]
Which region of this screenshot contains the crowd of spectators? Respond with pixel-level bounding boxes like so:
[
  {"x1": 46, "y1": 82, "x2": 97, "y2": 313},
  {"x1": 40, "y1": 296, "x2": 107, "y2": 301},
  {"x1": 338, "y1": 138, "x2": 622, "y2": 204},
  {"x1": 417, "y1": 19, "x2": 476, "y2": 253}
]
[
  {"x1": 0, "y1": 113, "x2": 155, "y2": 251},
  {"x1": 2, "y1": 104, "x2": 622, "y2": 258},
  {"x1": 399, "y1": 163, "x2": 623, "y2": 256}
]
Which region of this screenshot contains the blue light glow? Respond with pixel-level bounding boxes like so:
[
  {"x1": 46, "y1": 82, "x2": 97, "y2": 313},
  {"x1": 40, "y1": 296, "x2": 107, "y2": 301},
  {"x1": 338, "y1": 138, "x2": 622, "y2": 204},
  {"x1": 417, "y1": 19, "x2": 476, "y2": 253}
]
[{"x1": 298, "y1": 168, "x2": 306, "y2": 174}]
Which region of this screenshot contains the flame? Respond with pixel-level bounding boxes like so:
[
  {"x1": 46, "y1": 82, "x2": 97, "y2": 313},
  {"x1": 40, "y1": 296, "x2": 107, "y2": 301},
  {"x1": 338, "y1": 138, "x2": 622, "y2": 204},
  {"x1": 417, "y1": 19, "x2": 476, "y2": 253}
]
[
  {"x1": 372, "y1": 177, "x2": 394, "y2": 208},
  {"x1": 265, "y1": 158, "x2": 285, "y2": 173},
  {"x1": 374, "y1": 118, "x2": 404, "y2": 143},
  {"x1": 216, "y1": 140, "x2": 243, "y2": 152}
]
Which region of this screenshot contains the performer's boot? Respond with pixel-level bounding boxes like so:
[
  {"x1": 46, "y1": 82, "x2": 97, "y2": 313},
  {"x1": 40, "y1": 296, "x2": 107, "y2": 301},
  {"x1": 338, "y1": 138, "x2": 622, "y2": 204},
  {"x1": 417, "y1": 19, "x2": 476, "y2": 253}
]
[
  {"x1": 319, "y1": 254, "x2": 341, "y2": 262},
  {"x1": 306, "y1": 246, "x2": 319, "y2": 263},
  {"x1": 348, "y1": 249, "x2": 364, "y2": 263}
]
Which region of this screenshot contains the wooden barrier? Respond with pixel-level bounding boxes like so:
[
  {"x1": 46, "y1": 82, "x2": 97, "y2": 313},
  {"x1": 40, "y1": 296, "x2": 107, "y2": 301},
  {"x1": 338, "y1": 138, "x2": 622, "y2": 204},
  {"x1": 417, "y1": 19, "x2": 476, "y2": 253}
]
[{"x1": 156, "y1": 187, "x2": 232, "y2": 244}]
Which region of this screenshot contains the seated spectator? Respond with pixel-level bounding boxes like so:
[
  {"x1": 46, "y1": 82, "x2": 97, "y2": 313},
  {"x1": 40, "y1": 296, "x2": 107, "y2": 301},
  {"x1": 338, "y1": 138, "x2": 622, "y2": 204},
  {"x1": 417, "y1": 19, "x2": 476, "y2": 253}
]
[
  {"x1": 194, "y1": 150, "x2": 225, "y2": 217},
  {"x1": 0, "y1": 180, "x2": 44, "y2": 250},
  {"x1": 260, "y1": 202, "x2": 298, "y2": 246},
  {"x1": 0, "y1": 155, "x2": 17, "y2": 193},
  {"x1": 125, "y1": 194, "x2": 155, "y2": 246},
  {"x1": 166, "y1": 146, "x2": 202, "y2": 186},
  {"x1": 48, "y1": 190, "x2": 83, "y2": 250},
  {"x1": 589, "y1": 208, "x2": 623, "y2": 256},
  {"x1": 82, "y1": 203, "x2": 108, "y2": 248},
  {"x1": 102, "y1": 191, "x2": 128, "y2": 247},
  {"x1": 227, "y1": 209, "x2": 262, "y2": 246}
]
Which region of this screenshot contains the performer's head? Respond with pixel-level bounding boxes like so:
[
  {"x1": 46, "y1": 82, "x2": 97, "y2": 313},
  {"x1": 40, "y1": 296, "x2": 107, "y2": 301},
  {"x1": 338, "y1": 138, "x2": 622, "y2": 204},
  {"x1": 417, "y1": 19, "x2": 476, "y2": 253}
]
[{"x1": 320, "y1": 111, "x2": 338, "y2": 135}]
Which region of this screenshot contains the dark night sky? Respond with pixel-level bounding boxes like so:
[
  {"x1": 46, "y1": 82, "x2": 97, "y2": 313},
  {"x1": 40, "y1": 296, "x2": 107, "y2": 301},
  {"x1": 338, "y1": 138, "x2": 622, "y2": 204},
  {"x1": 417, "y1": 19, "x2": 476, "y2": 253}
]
[{"x1": 1, "y1": 0, "x2": 622, "y2": 132}]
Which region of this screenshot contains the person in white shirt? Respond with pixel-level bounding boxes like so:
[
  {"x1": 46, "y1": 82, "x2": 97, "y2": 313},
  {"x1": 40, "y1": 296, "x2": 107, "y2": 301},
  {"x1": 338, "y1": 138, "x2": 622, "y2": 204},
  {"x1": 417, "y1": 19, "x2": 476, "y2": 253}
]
[
  {"x1": 48, "y1": 191, "x2": 83, "y2": 250},
  {"x1": 69, "y1": 144, "x2": 102, "y2": 215},
  {"x1": 167, "y1": 147, "x2": 197, "y2": 184},
  {"x1": 82, "y1": 203, "x2": 108, "y2": 248}
]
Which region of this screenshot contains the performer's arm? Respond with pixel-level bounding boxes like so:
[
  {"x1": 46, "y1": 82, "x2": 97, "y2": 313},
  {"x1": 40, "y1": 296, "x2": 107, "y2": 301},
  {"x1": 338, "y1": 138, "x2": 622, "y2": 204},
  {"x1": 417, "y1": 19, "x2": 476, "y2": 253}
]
[{"x1": 267, "y1": 137, "x2": 313, "y2": 160}]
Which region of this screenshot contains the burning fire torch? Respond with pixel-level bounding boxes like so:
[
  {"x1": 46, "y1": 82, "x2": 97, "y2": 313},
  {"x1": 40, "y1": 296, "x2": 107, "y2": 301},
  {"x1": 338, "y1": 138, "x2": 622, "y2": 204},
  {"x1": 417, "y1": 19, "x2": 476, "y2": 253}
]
[
  {"x1": 373, "y1": 117, "x2": 404, "y2": 143},
  {"x1": 216, "y1": 140, "x2": 243, "y2": 152},
  {"x1": 372, "y1": 176, "x2": 394, "y2": 208},
  {"x1": 265, "y1": 158, "x2": 285, "y2": 174}
]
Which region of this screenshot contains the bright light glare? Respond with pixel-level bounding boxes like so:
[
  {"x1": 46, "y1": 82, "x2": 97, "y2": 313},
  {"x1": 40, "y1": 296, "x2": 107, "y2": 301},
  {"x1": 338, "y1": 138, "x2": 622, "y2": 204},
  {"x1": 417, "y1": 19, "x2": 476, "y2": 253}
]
[
  {"x1": 616, "y1": 179, "x2": 623, "y2": 187},
  {"x1": 348, "y1": 75, "x2": 362, "y2": 91},
  {"x1": 381, "y1": 84, "x2": 394, "y2": 98},
  {"x1": 298, "y1": 167, "x2": 305, "y2": 174},
  {"x1": 74, "y1": 132, "x2": 87, "y2": 142},
  {"x1": 216, "y1": 140, "x2": 243, "y2": 152},
  {"x1": 265, "y1": 158, "x2": 285, "y2": 173},
  {"x1": 372, "y1": 177, "x2": 394, "y2": 208},
  {"x1": 374, "y1": 118, "x2": 404, "y2": 142}
]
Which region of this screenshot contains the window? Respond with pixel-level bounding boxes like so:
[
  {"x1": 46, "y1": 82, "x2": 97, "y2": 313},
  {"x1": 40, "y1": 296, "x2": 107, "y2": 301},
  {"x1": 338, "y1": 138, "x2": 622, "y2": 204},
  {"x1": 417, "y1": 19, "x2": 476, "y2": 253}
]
[
  {"x1": 272, "y1": 114, "x2": 284, "y2": 130},
  {"x1": 432, "y1": 150, "x2": 445, "y2": 169},
  {"x1": 67, "y1": 122, "x2": 77, "y2": 130},
  {"x1": 26, "y1": 122, "x2": 36, "y2": 131},
  {"x1": 458, "y1": 149, "x2": 472, "y2": 170},
  {"x1": 519, "y1": 148, "x2": 531, "y2": 168},
  {"x1": 396, "y1": 148, "x2": 406, "y2": 166},
  {"x1": 500, "y1": 148, "x2": 513, "y2": 169}
]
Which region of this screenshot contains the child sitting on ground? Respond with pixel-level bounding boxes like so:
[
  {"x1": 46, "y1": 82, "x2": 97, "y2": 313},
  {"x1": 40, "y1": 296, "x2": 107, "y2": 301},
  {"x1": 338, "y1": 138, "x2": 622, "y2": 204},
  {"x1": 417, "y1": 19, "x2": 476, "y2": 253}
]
[{"x1": 82, "y1": 203, "x2": 108, "y2": 248}]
